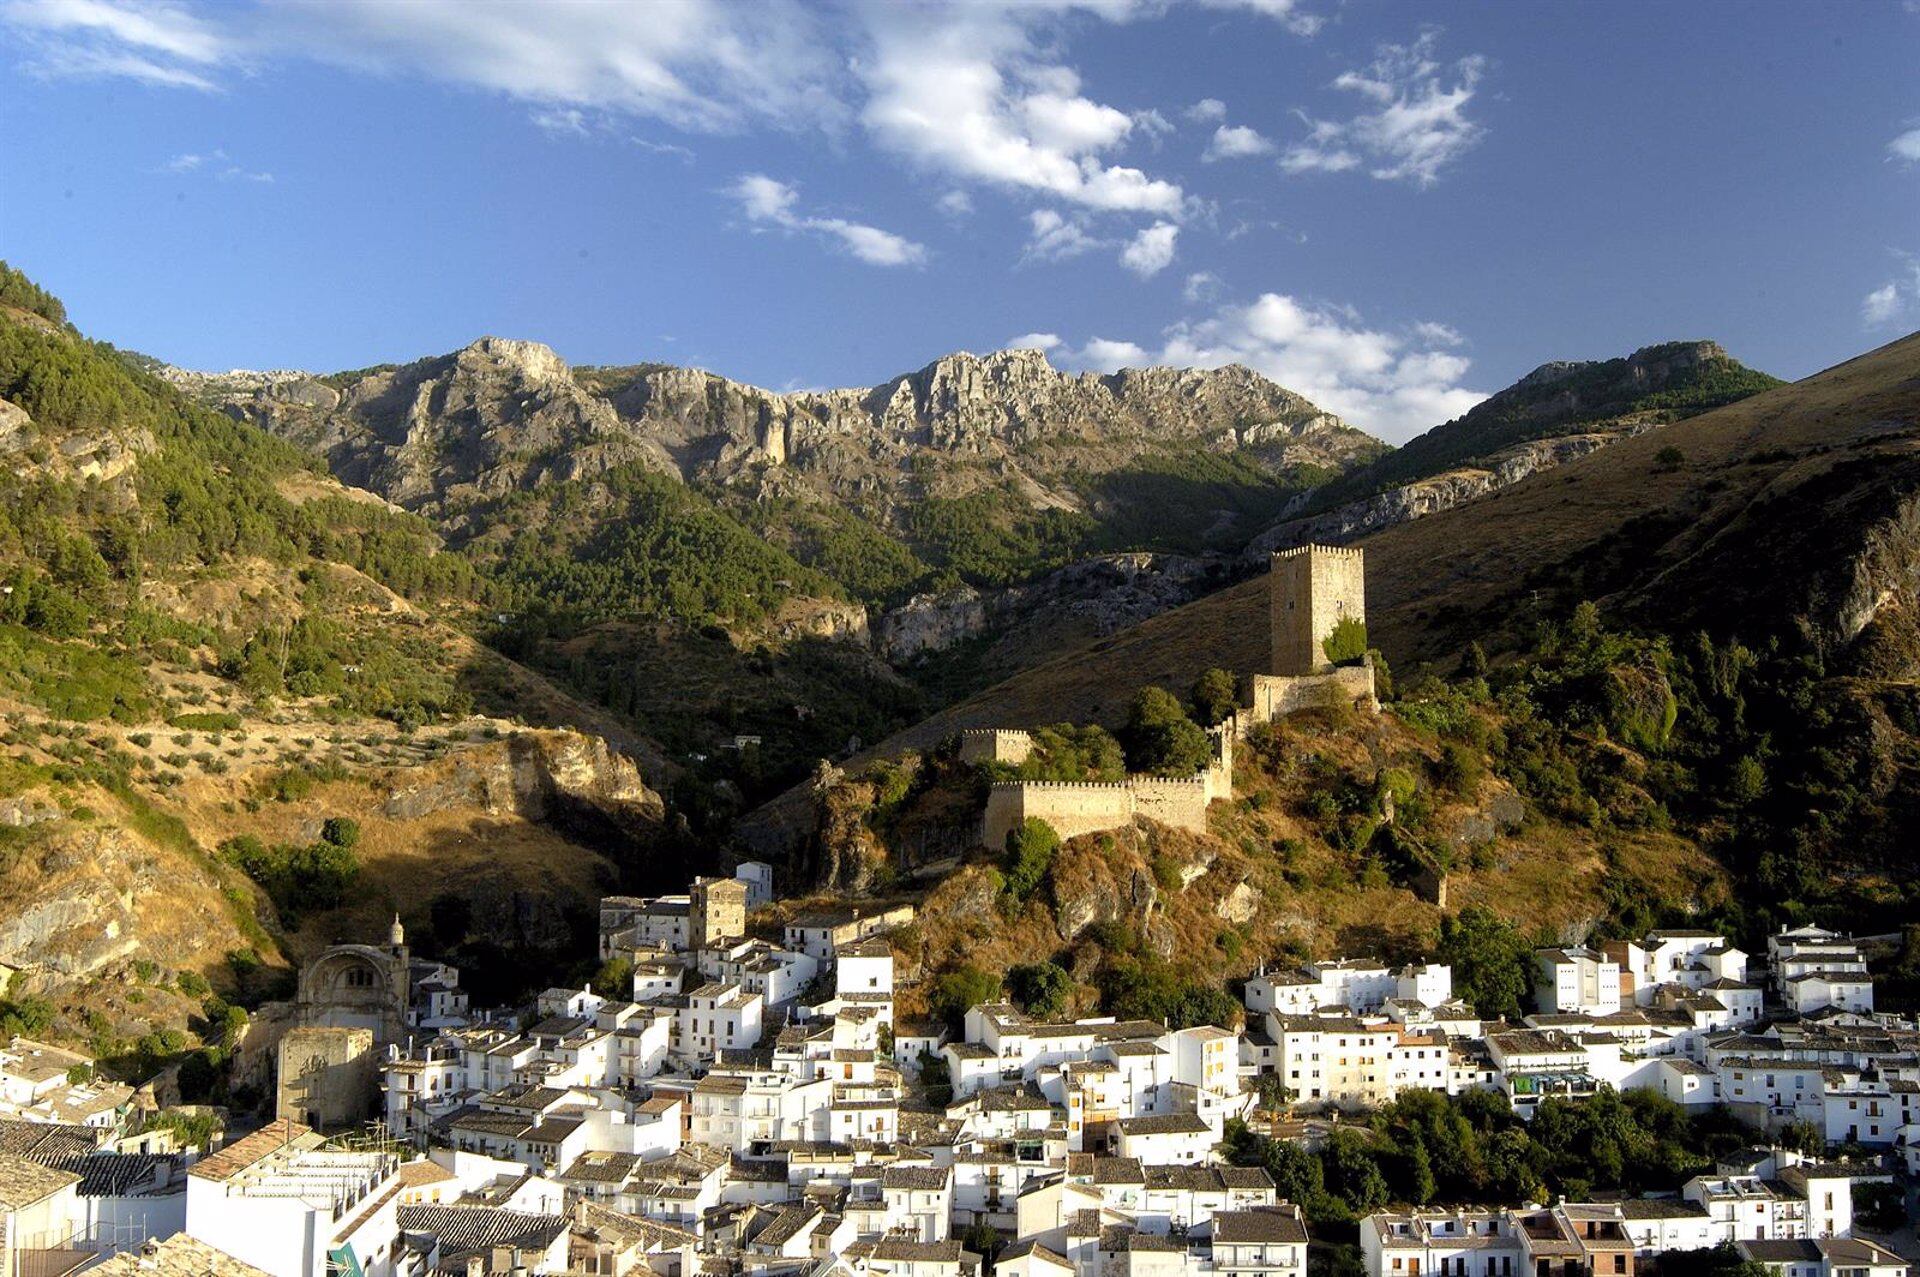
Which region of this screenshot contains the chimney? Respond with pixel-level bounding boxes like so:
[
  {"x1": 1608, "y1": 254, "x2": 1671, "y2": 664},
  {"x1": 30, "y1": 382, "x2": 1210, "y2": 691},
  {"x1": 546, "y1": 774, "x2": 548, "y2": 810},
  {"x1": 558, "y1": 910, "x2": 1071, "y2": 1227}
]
[{"x1": 466, "y1": 1257, "x2": 484, "y2": 1277}]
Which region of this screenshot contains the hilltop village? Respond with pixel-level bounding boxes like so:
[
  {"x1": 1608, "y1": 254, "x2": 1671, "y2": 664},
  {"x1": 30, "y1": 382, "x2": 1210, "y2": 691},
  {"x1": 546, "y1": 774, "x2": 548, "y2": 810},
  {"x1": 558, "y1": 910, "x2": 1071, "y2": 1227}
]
[{"x1": 1, "y1": 552, "x2": 1915, "y2": 1277}]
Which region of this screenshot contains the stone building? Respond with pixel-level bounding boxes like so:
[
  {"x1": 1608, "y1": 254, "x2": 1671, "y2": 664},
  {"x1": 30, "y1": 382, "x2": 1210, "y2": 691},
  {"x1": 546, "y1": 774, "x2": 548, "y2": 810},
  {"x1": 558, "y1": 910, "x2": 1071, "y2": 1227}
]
[
  {"x1": 975, "y1": 545, "x2": 1375, "y2": 848},
  {"x1": 957, "y1": 730, "x2": 1035, "y2": 767},
  {"x1": 274, "y1": 916, "x2": 451, "y2": 1130},
  {"x1": 1269, "y1": 544, "x2": 1367, "y2": 676},
  {"x1": 1245, "y1": 545, "x2": 1377, "y2": 720},
  {"x1": 689, "y1": 876, "x2": 748, "y2": 951}
]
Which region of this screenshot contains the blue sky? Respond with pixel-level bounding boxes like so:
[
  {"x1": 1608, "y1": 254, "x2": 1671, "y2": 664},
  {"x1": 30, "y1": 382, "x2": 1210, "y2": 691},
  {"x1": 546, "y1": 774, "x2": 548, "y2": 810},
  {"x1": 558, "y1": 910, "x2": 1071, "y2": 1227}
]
[{"x1": 1, "y1": 0, "x2": 1915, "y2": 442}]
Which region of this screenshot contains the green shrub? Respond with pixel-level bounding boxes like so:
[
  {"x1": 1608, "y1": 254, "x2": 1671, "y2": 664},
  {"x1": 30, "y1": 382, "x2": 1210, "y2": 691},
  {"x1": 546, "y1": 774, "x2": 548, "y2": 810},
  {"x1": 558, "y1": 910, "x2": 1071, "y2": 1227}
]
[
  {"x1": 1002, "y1": 818, "x2": 1061, "y2": 902},
  {"x1": 1323, "y1": 616, "x2": 1369, "y2": 667},
  {"x1": 930, "y1": 964, "x2": 1002, "y2": 1030},
  {"x1": 1006, "y1": 961, "x2": 1073, "y2": 1017},
  {"x1": 1121, "y1": 686, "x2": 1211, "y2": 776},
  {"x1": 1191, "y1": 667, "x2": 1239, "y2": 726},
  {"x1": 170, "y1": 712, "x2": 243, "y2": 732}
]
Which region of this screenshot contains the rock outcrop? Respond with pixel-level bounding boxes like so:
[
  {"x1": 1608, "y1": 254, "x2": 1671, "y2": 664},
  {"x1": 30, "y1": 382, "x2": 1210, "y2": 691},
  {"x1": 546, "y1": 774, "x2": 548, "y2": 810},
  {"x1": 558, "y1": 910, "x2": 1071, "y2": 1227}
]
[
  {"x1": 874, "y1": 552, "x2": 1223, "y2": 662},
  {"x1": 0, "y1": 796, "x2": 254, "y2": 984},
  {"x1": 1247, "y1": 427, "x2": 1659, "y2": 555},
  {"x1": 170, "y1": 344, "x2": 1382, "y2": 521}
]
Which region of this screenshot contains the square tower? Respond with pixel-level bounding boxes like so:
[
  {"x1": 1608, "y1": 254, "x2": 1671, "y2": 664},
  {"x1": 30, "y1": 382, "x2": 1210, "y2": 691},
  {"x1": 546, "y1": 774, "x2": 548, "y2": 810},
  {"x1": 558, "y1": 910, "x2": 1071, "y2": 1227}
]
[
  {"x1": 1270, "y1": 545, "x2": 1367, "y2": 675},
  {"x1": 690, "y1": 875, "x2": 748, "y2": 950}
]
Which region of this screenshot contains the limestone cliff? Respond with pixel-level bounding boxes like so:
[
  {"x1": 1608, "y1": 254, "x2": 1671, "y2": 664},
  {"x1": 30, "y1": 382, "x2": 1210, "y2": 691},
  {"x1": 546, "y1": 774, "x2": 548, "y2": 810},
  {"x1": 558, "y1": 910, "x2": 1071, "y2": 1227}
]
[
  {"x1": 0, "y1": 790, "x2": 255, "y2": 986},
  {"x1": 170, "y1": 343, "x2": 1381, "y2": 522},
  {"x1": 874, "y1": 552, "x2": 1223, "y2": 664},
  {"x1": 1246, "y1": 427, "x2": 1659, "y2": 555}
]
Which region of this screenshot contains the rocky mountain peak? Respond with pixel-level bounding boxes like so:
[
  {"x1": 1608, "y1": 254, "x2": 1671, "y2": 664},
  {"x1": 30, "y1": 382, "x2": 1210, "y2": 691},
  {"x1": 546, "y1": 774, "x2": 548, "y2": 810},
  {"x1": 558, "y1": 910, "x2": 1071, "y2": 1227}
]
[{"x1": 454, "y1": 336, "x2": 572, "y2": 385}]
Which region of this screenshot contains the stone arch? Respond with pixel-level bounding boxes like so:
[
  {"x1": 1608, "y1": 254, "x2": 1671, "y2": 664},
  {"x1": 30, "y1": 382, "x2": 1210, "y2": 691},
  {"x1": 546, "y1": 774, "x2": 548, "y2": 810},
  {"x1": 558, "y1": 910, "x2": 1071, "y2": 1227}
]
[{"x1": 297, "y1": 945, "x2": 399, "y2": 1019}]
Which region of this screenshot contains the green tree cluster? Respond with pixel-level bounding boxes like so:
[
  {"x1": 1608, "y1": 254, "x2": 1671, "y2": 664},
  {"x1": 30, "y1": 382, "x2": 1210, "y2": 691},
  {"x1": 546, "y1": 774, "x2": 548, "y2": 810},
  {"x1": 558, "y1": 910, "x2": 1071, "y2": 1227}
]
[
  {"x1": 1191, "y1": 667, "x2": 1238, "y2": 727},
  {"x1": 1323, "y1": 617, "x2": 1369, "y2": 667},
  {"x1": 1006, "y1": 961, "x2": 1073, "y2": 1017},
  {"x1": 1226, "y1": 1086, "x2": 1758, "y2": 1229},
  {"x1": 1436, "y1": 905, "x2": 1536, "y2": 1020},
  {"x1": 929, "y1": 964, "x2": 1001, "y2": 1031},
  {"x1": 1013, "y1": 724, "x2": 1126, "y2": 782},
  {"x1": 0, "y1": 261, "x2": 68, "y2": 325},
  {"x1": 219, "y1": 817, "x2": 362, "y2": 924},
  {"x1": 1121, "y1": 686, "x2": 1211, "y2": 777}
]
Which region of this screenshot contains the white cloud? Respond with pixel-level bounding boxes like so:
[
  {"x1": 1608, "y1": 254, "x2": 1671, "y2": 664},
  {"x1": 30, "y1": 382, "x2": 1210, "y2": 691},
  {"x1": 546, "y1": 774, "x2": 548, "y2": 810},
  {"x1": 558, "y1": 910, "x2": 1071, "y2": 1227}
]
[
  {"x1": 856, "y1": 4, "x2": 1187, "y2": 216},
  {"x1": 630, "y1": 136, "x2": 697, "y2": 161},
  {"x1": 1185, "y1": 98, "x2": 1228, "y2": 123},
  {"x1": 289, "y1": 0, "x2": 849, "y2": 133},
  {"x1": 1158, "y1": 292, "x2": 1486, "y2": 437},
  {"x1": 5, "y1": 0, "x2": 851, "y2": 130},
  {"x1": 1131, "y1": 108, "x2": 1173, "y2": 144},
  {"x1": 936, "y1": 189, "x2": 975, "y2": 217},
  {"x1": 730, "y1": 173, "x2": 926, "y2": 267},
  {"x1": 1282, "y1": 30, "x2": 1488, "y2": 187},
  {"x1": 1411, "y1": 320, "x2": 1464, "y2": 346},
  {"x1": 1015, "y1": 288, "x2": 1486, "y2": 437},
  {"x1": 1203, "y1": 123, "x2": 1274, "y2": 161},
  {"x1": 5, "y1": 0, "x2": 231, "y2": 88},
  {"x1": 1862, "y1": 283, "x2": 1902, "y2": 326},
  {"x1": 1008, "y1": 333, "x2": 1147, "y2": 372},
  {"x1": 1005, "y1": 331, "x2": 1063, "y2": 353},
  {"x1": 158, "y1": 145, "x2": 270, "y2": 182},
  {"x1": 1119, "y1": 221, "x2": 1178, "y2": 277},
  {"x1": 1861, "y1": 253, "x2": 1920, "y2": 327},
  {"x1": 531, "y1": 106, "x2": 589, "y2": 137},
  {"x1": 1890, "y1": 127, "x2": 1920, "y2": 163},
  {"x1": 1079, "y1": 337, "x2": 1151, "y2": 370},
  {"x1": 1183, "y1": 271, "x2": 1221, "y2": 304},
  {"x1": 1195, "y1": 0, "x2": 1323, "y2": 37},
  {"x1": 1025, "y1": 208, "x2": 1107, "y2": 261}
]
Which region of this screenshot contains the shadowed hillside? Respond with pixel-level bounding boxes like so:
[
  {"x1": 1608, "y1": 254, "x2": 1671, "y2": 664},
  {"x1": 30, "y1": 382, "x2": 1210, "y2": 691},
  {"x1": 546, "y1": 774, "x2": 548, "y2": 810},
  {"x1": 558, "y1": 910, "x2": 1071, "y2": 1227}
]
[{"x1": 819, "y1": 331, "x2": 1920, "y2": 758}]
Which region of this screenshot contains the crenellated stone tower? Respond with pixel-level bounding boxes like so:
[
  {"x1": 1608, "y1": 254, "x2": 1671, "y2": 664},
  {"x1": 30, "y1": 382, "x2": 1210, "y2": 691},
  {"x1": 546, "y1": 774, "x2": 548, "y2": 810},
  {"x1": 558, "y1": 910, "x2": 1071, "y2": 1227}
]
[{"x1": 1270, "y1": 544, "x2": 1367, "y2": 676}]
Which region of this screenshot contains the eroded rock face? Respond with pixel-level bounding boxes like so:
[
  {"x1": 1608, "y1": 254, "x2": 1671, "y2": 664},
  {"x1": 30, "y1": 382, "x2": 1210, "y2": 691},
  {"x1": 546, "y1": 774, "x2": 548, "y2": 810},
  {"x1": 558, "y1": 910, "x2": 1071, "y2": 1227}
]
[
  {"x1": 1, "y1": 390, "x2": 153, "y2": 488},
  {"x1": 0, "y1": 803, "x2": 253, "y2": 981},
  {"x1": 180, "y1": 343, "x2": 1381, "y2": 521},
  {"x1": 1248, "y1": 428, "x2": 1659, "y2": 556},
  {"x1": 1050, "y1": 840, "x2": 1160, "y2": 940},
  {"x1": 875, "y1": 553, "x2": 1220, "y2": 662},
  {"x1": 379, "y1": 728, "x2": 665, "y2": 834}
]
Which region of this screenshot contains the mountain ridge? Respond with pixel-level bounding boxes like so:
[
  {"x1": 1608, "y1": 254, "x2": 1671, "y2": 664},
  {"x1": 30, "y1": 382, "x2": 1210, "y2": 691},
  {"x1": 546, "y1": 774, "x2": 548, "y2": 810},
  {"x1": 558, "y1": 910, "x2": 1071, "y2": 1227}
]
[{"x1": 1247, "y1": 340, "x2": 1782, "y2": 556}]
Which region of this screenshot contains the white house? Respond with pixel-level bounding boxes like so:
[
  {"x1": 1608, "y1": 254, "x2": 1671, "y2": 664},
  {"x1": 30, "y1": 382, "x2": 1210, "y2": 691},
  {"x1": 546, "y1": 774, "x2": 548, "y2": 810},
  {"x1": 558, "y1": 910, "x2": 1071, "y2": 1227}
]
[{"x1": 1535, "y1": 948, "x2": 1622, "y2": 1016}]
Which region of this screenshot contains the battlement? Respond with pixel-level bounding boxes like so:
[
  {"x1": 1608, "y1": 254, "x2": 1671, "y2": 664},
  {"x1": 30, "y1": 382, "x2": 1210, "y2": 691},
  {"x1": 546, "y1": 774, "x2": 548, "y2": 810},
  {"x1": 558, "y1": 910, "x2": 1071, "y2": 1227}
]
[
  {"x1": 958, "y1": 728, "x2": 1035, "y2": 766},
  {"x1": 988, "y1": 780, "x2": 1142, "y2": 791},
  {"x1": 1272, "y1": 543, "x2": 1364, "y2": 562},
  {"x1": 979, "y1": 725, "x2": 1232, "y2": 849}
]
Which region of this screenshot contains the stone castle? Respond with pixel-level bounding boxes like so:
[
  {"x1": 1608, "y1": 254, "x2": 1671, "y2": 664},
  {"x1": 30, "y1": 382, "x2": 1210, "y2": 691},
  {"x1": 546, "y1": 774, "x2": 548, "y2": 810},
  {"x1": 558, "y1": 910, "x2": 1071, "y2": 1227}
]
[
  {"x1": 1244, "y1": 544, "x2": 1377, "y2": 720},
  {"x1": 975, "y1": 545, "x2": 1376, "y2": 848}
]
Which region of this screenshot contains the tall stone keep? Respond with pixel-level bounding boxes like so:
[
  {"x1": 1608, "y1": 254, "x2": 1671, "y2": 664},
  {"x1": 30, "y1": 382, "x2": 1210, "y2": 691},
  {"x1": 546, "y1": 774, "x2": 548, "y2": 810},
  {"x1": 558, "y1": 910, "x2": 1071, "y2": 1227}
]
[
  {"x1": 690, "y1": 875, "x2": 748, "y2": 950},
  {"x1": 1270, "y1": 545, "x2": 1367, "y2": 676}
]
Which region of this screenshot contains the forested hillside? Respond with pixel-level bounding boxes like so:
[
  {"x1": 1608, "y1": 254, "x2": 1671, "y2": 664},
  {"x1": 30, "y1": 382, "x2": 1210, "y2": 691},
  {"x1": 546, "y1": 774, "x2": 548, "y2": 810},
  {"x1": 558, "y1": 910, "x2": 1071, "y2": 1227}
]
[{"x1": 0, "y1": 263, "x2": 676, "y2": 1066}]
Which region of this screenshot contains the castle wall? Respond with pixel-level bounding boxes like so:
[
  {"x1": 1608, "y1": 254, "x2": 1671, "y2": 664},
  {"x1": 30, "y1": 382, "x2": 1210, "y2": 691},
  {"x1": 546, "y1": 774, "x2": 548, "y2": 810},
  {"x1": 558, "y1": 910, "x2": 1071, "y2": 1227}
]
[
  {"x1": 958, "y1": 729, "x2": 1035, "y2": 766},
  {"x1": 1270, "y1": 545, "x2": 1367, "y2": 676},
  {"x1": 1243, "y1": 664, "x2": 1378, "y2": 723},
  {"x1": 979, "y1": 721, "x2": 1237, "y2": 849},
  {"x1": 1128, "y1": 778, "x2": 1210, "y2": 832},
  {"x1": 982, "y1": 782, "x2": 1136, "y2": 850}
]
